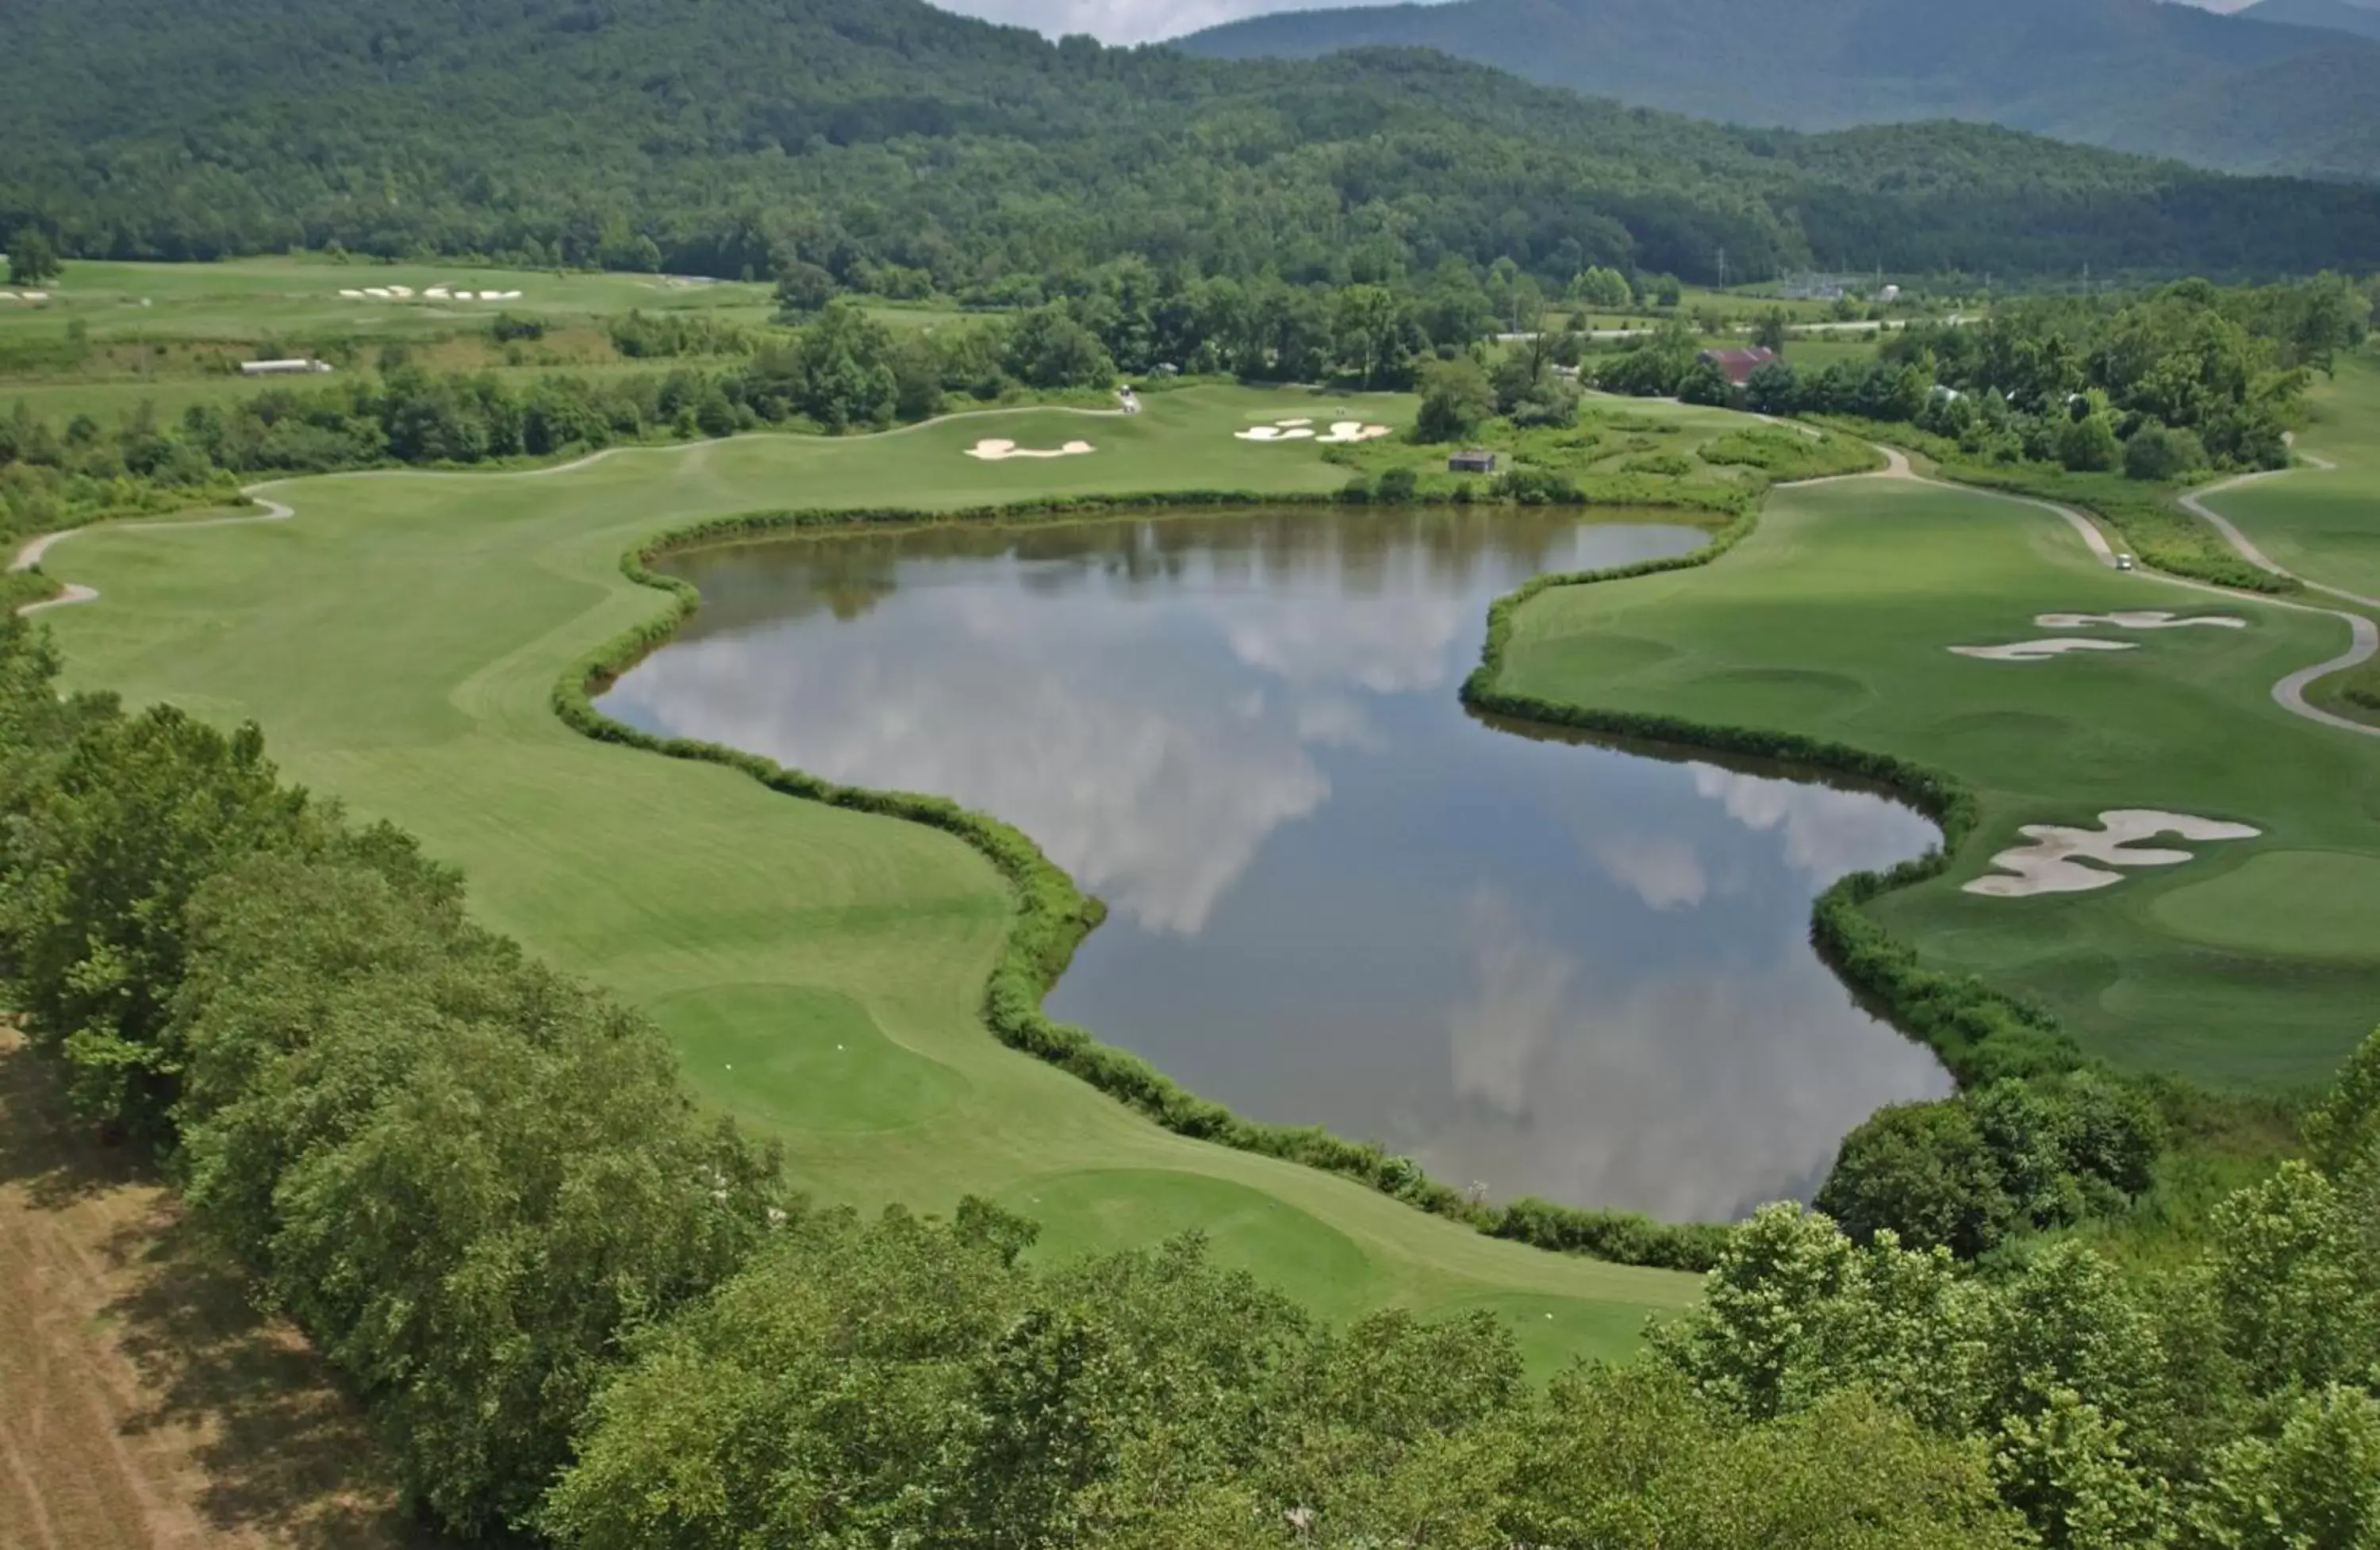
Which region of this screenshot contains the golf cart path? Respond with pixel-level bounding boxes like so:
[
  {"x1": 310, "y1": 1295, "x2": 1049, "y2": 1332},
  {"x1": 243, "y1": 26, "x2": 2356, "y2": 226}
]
[{"x1": 1837, "y1": 443, "x2": 2377, "y2": 740}]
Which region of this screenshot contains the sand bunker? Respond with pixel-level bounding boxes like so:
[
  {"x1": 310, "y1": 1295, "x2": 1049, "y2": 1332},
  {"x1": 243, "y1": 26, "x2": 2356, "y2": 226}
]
[
  {"x1": 1966, "y1": 809, "x2": 2262, "y2": 898},
  {"x1": 1236, "y1": 418, "x2": 1393, "y2": 443},
  {"x1": 2036, "y1": 611, "x2": 2248, "y2": 631},
  {"x1": 965, "y1": 439, "x2": 1096, "y2": 461},
  {"x1": 1950, "y1": 639, "x2": 2139, "y2": 662}
]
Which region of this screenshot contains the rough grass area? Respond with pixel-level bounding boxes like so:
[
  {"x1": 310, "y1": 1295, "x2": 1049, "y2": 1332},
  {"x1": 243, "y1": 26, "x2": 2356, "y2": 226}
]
[
  {"x1": 33, "y1": 385, "x2": 1710, "y2": 1372},
  {"x1": 1326, "y1": 398, "x2": 1875, "y2": 505},
  {"x1": 1495, "y1": 471, "x2": 2380, "y2": 1091},
  {"x1": 0, "y1": 1030, "x2": 436, "y2": 1550}
]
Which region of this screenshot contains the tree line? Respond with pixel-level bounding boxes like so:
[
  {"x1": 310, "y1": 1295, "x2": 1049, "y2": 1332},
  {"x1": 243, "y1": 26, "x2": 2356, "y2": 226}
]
[
  {"x1": 1, "y1": 610, "x2": 2374, "y2": 1544},
  {"x1": 1597, "y1": 275, "x2": 2369, "y2": 481}
]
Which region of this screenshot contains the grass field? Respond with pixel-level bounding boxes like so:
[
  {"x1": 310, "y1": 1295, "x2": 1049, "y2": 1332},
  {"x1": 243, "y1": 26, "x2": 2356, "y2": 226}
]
[
  {"x1": 0, "y1": 256, "x2": 774, "y2": 344},
  {"x1": 29, "y1": 385, "x2": 1707, "y2": 1370},
  {"x1": 2205, "y1": 353, "x2": 2380, "y2": 605},
  {"x1": 1498, "y1": 466, "x2": 2380, "y2": 1088}
]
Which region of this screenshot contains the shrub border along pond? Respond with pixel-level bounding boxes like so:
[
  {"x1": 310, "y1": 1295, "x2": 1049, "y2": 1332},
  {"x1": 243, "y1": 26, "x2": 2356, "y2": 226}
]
[{"x1": 555, "y1": 475, "x2": 2081, "y2": 1277}]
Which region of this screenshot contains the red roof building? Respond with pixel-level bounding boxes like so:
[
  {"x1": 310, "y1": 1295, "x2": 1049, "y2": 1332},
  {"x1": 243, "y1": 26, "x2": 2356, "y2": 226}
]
[{"x1": 1699, "y1": 347, "x2": 1778, "y2": 388}]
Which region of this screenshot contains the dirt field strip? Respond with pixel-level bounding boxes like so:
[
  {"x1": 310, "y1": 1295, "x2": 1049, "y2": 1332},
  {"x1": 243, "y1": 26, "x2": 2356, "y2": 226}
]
[{"x1": 0, "y1": 1030, "x2": 430, "y2": 1550}]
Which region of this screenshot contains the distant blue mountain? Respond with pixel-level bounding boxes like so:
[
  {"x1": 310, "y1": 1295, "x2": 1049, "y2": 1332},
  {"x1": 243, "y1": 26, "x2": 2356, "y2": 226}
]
[{"x1": 1177, "y1": 0, "x2": 2380, "y2": 179}]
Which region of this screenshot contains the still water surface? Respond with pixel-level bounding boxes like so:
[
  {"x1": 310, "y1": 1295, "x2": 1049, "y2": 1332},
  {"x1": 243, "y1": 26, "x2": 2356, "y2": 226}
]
[{"x1": 599, "y1": 508, "x2": 1952, "y2": 1220}]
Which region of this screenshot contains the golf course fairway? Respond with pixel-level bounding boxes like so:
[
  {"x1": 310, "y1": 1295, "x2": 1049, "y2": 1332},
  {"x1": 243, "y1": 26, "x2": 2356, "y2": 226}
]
[
  {"x1": 27, "y1": 386, "x2": 1734, "y2": 1369},
  {"x1": 25, "y1": 376, "x2": 2380, "y2": 1368}
]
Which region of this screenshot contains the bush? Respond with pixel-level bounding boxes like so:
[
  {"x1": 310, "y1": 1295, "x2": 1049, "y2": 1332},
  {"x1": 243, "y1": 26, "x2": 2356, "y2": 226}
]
[{"x1": 2122, "y1": 424, "x2": 2208, "y2": 481}]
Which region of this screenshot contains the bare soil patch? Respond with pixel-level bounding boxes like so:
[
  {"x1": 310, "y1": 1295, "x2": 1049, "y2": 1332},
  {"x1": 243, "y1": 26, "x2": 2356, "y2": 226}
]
[{"x1": 0, "y1": 1030, "x2": 438, "y2": 1550}]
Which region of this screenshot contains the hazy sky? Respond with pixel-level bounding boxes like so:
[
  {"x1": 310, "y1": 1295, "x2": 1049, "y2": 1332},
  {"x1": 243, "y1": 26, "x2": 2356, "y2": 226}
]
[{"x1": 935, "y1": 0, "x2": 2242, "y2": 47}]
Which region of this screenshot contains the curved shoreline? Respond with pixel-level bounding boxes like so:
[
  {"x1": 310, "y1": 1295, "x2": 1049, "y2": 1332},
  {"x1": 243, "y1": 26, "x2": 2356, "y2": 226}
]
[{"x1": 13, "y1": 412, "x2": 2359, "y2": 1268}]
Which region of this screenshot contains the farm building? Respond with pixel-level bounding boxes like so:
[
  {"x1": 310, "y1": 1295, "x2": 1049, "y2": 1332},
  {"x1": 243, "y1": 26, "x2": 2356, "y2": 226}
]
[
  {"x1": 1448, "y1": 449, "x2": 1499, "y2": 474},
  {"x1": 240, "y1": 358, "x2": 335, "y2": 377},
  {"x1": 1699, "y1": 347, "x2": 1778, "y2": 389}
]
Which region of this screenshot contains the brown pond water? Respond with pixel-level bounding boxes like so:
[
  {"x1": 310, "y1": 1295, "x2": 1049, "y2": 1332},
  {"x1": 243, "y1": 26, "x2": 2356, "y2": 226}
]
[{"x1": 598, "y1": 506, "x2": 1952, "y2": 1220}]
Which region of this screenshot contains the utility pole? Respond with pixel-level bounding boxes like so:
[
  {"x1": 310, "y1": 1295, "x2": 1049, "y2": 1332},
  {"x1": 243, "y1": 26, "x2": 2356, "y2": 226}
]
[{"x1": 1717, "y1": 246, "x2": 1729, "y2": 290}]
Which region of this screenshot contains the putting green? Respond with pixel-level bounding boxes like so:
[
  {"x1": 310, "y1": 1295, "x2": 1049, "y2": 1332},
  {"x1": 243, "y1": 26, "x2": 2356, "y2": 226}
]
[
  {"x1": 1500, "y1": 470, "x2": 2380, "y2": 1090},
  {"x1": 654, "y1": 983, "x2": 969, "y2": 1134},
  {"x1": 2152, "y1": 851, "x2": 2380, "y2": 963},
  {"x1": 29, "y1": 385, "x2": 1705, "y2": 1367}
]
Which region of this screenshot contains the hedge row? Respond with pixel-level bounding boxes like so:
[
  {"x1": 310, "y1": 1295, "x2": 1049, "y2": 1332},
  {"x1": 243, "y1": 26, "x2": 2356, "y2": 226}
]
[{"x1": 559, "y1": 489, "x2": 1740, "y2": 1275}]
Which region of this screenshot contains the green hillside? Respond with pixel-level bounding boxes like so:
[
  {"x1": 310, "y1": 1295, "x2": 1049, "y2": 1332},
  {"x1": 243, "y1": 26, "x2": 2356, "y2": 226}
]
[
  {"x1": 3, "y1": 0, "x2": 2380, "y2": 284},
  {"x1": 1180, "y1": 0, "x2": 2380, "y2": 182}
]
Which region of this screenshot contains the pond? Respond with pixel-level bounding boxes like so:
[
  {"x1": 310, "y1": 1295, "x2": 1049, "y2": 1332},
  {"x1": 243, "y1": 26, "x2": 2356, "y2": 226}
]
[{"x1": 597, "y1": 506, "x2": 1953, "y2": 1222}]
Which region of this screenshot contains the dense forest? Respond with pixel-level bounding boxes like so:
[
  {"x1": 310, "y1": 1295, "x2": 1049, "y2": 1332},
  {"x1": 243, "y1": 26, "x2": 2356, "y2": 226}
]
[
  {"x1": 2, "y1": 611, "x2": 2376, "y2": 1546},
  {"x1": 1181, "y1": 0, "x2": 2380, "y2": 182},
  {"x1": 6, "y1": 0, "x2": 2380, "y2": 288}
]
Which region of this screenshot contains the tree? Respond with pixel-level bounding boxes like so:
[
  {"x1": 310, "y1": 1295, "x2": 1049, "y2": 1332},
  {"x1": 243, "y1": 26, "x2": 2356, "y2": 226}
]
[
  {"x1": 2185, "y1": 1387, "x2": 2380, "y2": 1550},
  {"x1": 1676, "y1": 357, "x2": 1735, "y2": 407},
  {"x1": 1817, "y1": 1100, "x2": 2016, "y2": 1257},
  {"x1": 1568, "y1": 265, "x2": 1632, "y2": 310},
  {"x1": 1414, "y1": 357, "x2": 1494, "y2": 442},
  {"x1": 2301, "y1": 1025, "x2": 2380, "y2": 1176},
  {"x1": 1753, "y1": 308, "x2": 1791, "y2": 354},
  {"x1": 7, "y1": 230, "x2": 60, "y2": 286},
  {"x1": 772, "y1": 259, "x2": 838, "y2": 318},
  {"x1": 1001, "y1": 304, "x2": 1115, "y2": 390},
  {"x1": 2058, "y1": 412, "x2": 2121, "y2": 473},
  {"x1": 1742, "y1": 359, "x2": 1801, "y2": 416},
  {"x1": 1992, "y1": 1387, "x2": 2166, "y2": 1550}
]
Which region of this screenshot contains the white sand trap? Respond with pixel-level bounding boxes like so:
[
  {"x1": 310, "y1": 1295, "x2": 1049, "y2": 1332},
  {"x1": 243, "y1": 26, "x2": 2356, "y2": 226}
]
[
  {"x1": 1950, "y1": 639, "x2": 2140, "y2": 662},
  {"x1": 426, "y1": 287, "x2": 451, "y2": 299},
  {"x1": 2036, "y1": 611, "x2": 2248, "y2": 631},
  {"x1": 0, "y1": 294, "x2": 16, "y2": 302},
  {"x1": 965, "y1": 439, "x2": 1096, "y2": 461},
  {"x1": 363, "y1": 287, "x2": 393, "y2": 299},
  {"x1": 1236, "y1": 425, "x2": 1315, "y2": 442},
  {"x1": 1316, "y1": 421, "x2": 1393, "y2": 443},
  {"x1": 1966, "y1": 810, "x2": 2263, "y2": 898},
  {"x1": 338, "y1": 289, "x2": 366, "y2": 299},
  {"x1": 389, "y1": 286, "x2": 414, "y2": 298},
  {"x1": 21, "y1": 292, "x2": 47, "y2": 301},
  {"x1": 499, "y1": 290, "x2": 523, "y2": 300}
]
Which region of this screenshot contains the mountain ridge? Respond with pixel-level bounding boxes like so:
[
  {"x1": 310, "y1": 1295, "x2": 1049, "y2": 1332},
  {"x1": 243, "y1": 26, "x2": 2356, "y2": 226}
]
[
  {"x1": 1177, "y1": 0, "x2": 2380, "y2": 180},
  {"x1": 2, "y1": 0, "x2": 2377, "y2": 281}
]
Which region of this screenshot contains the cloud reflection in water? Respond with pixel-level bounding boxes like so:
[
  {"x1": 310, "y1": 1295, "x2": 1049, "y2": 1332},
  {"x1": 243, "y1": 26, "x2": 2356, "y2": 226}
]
[{"x1": 600, "y1": 510, "x2": 1952, "y2": 1218}]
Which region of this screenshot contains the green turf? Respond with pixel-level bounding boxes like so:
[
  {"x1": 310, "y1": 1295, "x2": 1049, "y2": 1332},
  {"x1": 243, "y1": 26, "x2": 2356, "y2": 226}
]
[
  {"x1": 2151, "y1": 852, "x2": 2380, "y2": 963},
  {"x1": 0, "y1": 256, "x2": 774, "y2": 344},
  {"x1": 1499, "y1": 472, "x2": 2380, "y2": 1090},
  {"x1": 2206, "y1": 351, "x2": 2380, "y2": 606},
  {"x1": 30, "y1": 384, "x2": 1706, "y2": 1367}
]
